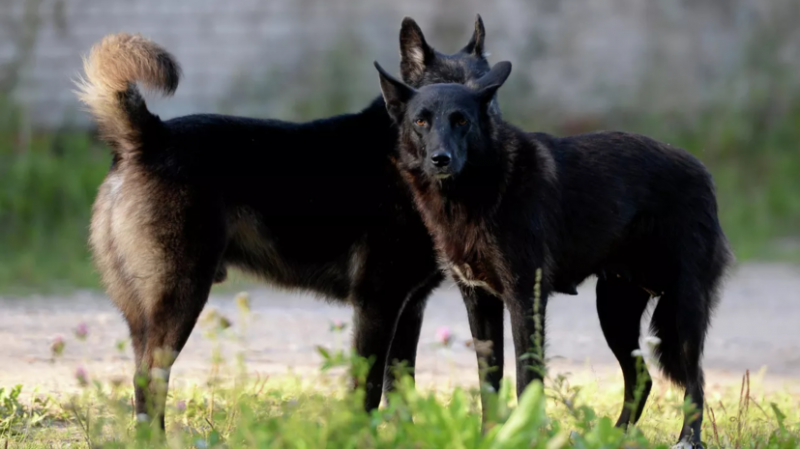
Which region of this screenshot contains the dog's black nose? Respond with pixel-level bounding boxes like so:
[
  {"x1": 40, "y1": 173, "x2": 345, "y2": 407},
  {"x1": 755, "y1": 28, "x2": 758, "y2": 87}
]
[{"x1": 431, "y1": 152, "x2": 451, "y2": 168}]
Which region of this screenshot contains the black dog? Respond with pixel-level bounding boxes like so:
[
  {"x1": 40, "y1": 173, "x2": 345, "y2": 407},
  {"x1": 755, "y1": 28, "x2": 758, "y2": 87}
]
[
  {"x1": 376, "y1": 60, "x2": 733, "y2": 447},
  {"x1": 75, "y1": 17, "x2": 503, "y2": 428}
]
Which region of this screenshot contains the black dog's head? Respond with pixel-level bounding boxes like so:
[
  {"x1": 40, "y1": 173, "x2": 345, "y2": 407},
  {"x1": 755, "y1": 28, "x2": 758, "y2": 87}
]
[
  {"x1": 375, "y1": 60, "x2": 512, "y2": 181},
  {"x1": 399, "y1": 15, "x2": 498, "y2": 112}
]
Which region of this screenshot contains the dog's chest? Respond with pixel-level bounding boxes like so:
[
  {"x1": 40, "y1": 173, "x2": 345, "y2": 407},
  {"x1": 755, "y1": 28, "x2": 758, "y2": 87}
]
[
  {"x1": 417, "y1": 193, "x2": 508, "y2": 297},
  {"x1": 447, "y1": 254, "x2": 506, "y2": 298}
]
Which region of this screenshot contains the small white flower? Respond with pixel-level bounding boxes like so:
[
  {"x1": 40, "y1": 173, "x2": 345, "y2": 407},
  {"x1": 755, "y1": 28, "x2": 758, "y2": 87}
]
[
  {"x1": 151, "y1": 367, "x2": 170, "y2": 380},
  {"x1": 644, "y1": 336, "x2": 662, "y2": 346},
  {"x1": 631, "y1": 349, "x2": 644, "y2": 357}
]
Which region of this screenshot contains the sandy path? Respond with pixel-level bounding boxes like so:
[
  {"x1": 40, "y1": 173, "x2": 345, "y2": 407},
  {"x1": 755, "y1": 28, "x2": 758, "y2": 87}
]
[{"x1": 1, "y1": 262, "x2": 798, "y2": 397}]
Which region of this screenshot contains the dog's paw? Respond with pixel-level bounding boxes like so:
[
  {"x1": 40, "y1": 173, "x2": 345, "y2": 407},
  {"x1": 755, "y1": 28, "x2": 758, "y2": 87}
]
[{"x1": 671, "y1": 435, "x2": 702, "y2": 449}]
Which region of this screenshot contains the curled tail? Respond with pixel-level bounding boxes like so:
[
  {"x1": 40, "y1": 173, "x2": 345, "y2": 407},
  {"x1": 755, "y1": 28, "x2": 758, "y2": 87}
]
[{"x1": 75, "y1": 33, "x2": 181, "y2": 157}]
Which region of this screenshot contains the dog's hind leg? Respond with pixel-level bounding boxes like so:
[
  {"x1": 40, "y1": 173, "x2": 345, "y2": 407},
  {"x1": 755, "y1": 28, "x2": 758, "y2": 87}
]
[
  {"x1": 596, "y1": 276, "x2": 653, "y2": 427},
  {"x1": 138, "y1": 274, "x2": 217, "y2": 429},
  {"x1": 352, "y1": 291, "x2": 409, "y2": 411},
  {"x1": 383, "y1": 272, "x2": 443, "y2": 399},
  {"x1": 129, "y1": 200, "x2": 227, "y2": 430},
  {"x1": 103, "y1": 279, "x2": 149, "y2": 423},
  {"x1": 122, "y1": 307, "x2": 149, "y2": 421}
]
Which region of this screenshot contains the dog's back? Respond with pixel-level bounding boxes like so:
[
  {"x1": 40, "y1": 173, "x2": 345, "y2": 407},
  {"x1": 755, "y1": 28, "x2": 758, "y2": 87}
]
[
  {"x1": 532, "y1": 130, "x2": 733, "y2": 292},
  {"x1": 77, "y1": 35, "x2": 426, "y2": 307}
]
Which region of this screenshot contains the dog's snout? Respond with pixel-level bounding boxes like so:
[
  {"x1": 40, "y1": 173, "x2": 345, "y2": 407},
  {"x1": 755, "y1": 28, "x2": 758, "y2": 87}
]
[{"x1": 431, "y1": 151, "x2": 451, "y2": 168}]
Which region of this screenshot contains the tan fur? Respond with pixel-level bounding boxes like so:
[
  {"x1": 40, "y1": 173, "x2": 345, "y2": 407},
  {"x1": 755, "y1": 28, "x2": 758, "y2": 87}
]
[
  {"x1": 76, "y1": 30, "x2": 460, "y2": 427},
  {"x1": 347, "y1": 237, "x2": 368, "y2": 289},
  {"x1": 74, "y1": 33, "x2": 181, "y2": 154},
  {"x1": 77, "y1": 33, "x2": 185, "y2": 340},
  {"x1": 89, "y1": 156, "x2": 211, "y2": 423},
  {"x1": 404, "y1": 169, "x2": 513, "y2": 297},
  {"x1": 89, "y1": 163, "x2": 170, "y2": 319}
]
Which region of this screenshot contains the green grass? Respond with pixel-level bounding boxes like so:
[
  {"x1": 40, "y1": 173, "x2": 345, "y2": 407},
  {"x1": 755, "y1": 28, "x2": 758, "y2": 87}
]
[{"x1": 1, "y1": 325, "x2": 798, "y2": 449}]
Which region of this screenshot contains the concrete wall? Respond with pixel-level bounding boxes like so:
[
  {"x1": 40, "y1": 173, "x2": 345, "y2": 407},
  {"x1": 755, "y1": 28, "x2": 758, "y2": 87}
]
[{"x1": 0, "y1": 0, "x2": 796, "y2": 127}]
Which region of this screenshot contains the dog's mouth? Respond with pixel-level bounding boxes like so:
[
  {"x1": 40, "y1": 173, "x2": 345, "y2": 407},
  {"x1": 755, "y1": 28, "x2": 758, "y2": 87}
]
[{"x1": 434, "y1": 173, "x2": 451, "y2": 180}]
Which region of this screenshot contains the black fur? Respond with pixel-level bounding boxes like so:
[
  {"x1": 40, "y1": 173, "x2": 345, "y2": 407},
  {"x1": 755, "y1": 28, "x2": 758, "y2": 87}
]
[
  {"x1": 377, "y1": 61, "x2": 733, "y2": 448},
  {"x1": 84, "y1": 18, "x2": 499, "y2": 429}
]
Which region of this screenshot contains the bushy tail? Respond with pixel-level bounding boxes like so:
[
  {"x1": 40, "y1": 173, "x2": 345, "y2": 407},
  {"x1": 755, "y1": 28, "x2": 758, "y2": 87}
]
[
  {"x1": 75, "y1": 33, "x2": 181, "y2": 157},
  {"x1": 650, "y1": 235, "x2": 732, "y2": 387}
]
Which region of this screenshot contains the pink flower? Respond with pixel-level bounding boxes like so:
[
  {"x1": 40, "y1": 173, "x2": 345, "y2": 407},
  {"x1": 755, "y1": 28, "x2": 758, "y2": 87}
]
[
  {"x1": 175, "y1": 400, "x2": 187, "y2": 413},
  {"x1": 330, "y1": 319, "x2": 347, "y2": 332},
  {"x1": 436, "y1": 326, "x2": 452, "y2": 347},
  {"x1": 74, "y1": 322, "x2": 89, "y2": 341},
  {"x1": 75, "y1": 366, "x2": 89, "y2": 387}
]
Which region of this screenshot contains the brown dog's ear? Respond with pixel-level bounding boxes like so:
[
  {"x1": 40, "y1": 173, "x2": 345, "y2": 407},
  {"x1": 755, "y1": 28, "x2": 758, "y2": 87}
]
[
  {"x1": 399, "y1": 17, "x2": 435, "y2": 84},
  {"x1": 375, "y1": 61, "x2": 417, "y2": 123},
  {"x1": 461, "y1": 14, "x2": 486, "y2": 57},
  {"x1": 475, "y1": 61, "x2": 511, "y2": 105}
]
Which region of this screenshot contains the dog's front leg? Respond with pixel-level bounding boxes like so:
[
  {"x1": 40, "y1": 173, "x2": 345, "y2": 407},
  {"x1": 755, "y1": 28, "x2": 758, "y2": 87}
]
[
  {"x1": 459, "y1": 285, "x2": 505, "y2": 420},
  {"x1": 506, "y1": 283, "x2": 550, "y2": 399}
]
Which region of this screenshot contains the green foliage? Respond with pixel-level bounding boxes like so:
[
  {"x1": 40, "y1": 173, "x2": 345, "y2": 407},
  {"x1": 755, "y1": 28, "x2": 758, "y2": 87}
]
[
  {"x1": 0, "y1": 385, "x2": 50, "y2": 436},
  {"x1": 0, "y1": 96, "x2": 109, "y2": 292},
  {"x1": 3, "y1": 347, "x2": 799, "y2": 448},
  {"x1": 2, "y1": 299, "x2": 799, "y2": 448}
]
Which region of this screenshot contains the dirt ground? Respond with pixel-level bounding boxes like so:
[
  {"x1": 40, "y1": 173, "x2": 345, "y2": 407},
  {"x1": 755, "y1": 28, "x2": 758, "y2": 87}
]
[{"x1": 1, "y1": 262, "x2": 798, "y2": 398}]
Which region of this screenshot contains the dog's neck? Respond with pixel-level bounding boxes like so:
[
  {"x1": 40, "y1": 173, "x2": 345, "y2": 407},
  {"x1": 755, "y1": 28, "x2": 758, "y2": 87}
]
[{"x1": 398, "y1": 124, "x2": 517, "y2": 268}]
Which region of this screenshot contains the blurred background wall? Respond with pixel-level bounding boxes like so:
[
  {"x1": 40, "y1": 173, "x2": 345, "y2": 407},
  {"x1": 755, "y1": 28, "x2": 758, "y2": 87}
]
[{"x1": 1, "y1": 0, "x2": 799, "y2": 291}]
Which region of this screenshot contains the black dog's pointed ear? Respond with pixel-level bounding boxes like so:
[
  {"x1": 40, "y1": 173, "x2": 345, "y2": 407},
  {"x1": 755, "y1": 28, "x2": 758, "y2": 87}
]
[
  {"x1": 461, "y1": 14, "x2": 486, "y2": 57},
  {"x1": 375, "y1": 61, "x2": 417, "y2": 123},
  {"x1": 399, "y1": 17, "x2": 435, "y2": 84},
  {"x1": 475, "y1": 61, "x2": 511, "y2": 105}
]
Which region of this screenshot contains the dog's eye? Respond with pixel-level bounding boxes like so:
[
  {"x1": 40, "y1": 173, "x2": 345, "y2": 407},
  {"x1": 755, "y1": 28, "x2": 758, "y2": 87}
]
[
  {"x1": 456, "y1": 117, "x2": 468, "y2": 126},
  {"x1": 415, "y1": 119, "x2": 427, "y2": 126}
]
